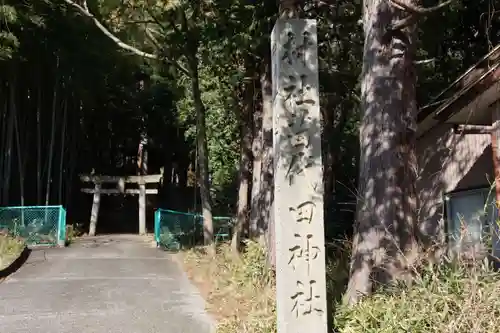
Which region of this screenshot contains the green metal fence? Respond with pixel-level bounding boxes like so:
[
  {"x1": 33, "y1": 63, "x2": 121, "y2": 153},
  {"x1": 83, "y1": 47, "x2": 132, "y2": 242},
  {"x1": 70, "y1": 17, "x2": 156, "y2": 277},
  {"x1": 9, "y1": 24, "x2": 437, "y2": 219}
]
[
  {"x1": 154, "y1": 209, "x2": 234, "y2": 250},
  {"x1": 0, "y1": 205, "x2": 67, "y2": 247}
]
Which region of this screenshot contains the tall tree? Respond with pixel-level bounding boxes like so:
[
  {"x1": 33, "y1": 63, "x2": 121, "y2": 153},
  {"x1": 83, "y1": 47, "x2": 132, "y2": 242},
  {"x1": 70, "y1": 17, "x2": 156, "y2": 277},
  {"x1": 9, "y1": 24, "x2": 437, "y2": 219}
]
[
  {"x1": 62, "y1": 0, "x2": 216, "y2": 245},
  {"x1": 344, "y1": 0, "x2": 454, "y2": 305},
  {"x1": 231, "y1": 70, "x2": 254, "y2": 252},
  {"x1": 259, "y1": 55, "x2": 276, "y2": 264}
]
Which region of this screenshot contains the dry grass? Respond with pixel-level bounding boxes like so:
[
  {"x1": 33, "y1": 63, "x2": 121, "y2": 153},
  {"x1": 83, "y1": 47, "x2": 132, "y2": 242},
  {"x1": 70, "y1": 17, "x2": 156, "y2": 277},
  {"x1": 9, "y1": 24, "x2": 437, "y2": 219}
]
[
  {"x1": 182, "y1": 238, "x2": 500, "y2": 333},
  {"x1": 0, "y1": 234, "x2": 25, "y2": 271},
  {"x1": 336, "y1": 258, "x2": 500, "y2": 333},
  {"x1": 181, "y1": 241, "x2": 276, "y2": 333},
  {"x1": 330, "y1": 236, "x2": 500, "y2": 332}
]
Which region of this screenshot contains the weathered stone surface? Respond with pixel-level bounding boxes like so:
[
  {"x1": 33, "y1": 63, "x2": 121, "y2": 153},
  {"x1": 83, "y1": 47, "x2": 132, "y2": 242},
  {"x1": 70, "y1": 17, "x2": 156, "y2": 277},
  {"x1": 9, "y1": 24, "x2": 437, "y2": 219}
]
[
  {"x1": 0, "y1": 235, "x2": 214, "y2": 333},
  {"x1": 271, "y1": 19, "x2": 328, "y2": 333}
]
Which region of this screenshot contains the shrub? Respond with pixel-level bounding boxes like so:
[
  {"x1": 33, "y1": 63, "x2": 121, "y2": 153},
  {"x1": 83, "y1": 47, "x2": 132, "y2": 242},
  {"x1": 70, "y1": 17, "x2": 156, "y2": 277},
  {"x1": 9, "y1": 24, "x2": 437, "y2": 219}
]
[
  {"x1": 185, "y1": 239, "x2": 500, "y2": 333},
  {"x1": 183, "y1": 240, "x2": 276, "y2": 333},
  {"x1": 335, "y1": 258, "x2": 500, "y2": 333},
  {"x1": 0, "y1": 234, "x2": 25, "y2": 270}
]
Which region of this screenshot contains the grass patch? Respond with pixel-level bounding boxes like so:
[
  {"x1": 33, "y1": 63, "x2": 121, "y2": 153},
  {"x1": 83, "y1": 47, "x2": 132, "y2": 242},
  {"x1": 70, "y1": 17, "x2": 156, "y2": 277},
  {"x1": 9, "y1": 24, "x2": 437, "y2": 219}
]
[
  {"x1": 182, "y1": 240, "x2": 276, "y2": 333},
  {"x1": 336, "y1": 259, "x2": 500, "y2": 333},
  {"x1": 182, "y1": 240, "x2": 500, "y2": 333},
  {"x1": 65, "y1": 222, "x2": 87, "y2": 245},
  {"x1": 0, "y1": 233, "x2": 25, "y2": 271}
]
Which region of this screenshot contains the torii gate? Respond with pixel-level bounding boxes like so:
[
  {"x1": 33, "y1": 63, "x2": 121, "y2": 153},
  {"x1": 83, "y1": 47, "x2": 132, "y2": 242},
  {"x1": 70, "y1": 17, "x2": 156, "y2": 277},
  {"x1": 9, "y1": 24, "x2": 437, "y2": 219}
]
[{"x1": 79, "y1": 174, "x2": 162, "y2": 236}]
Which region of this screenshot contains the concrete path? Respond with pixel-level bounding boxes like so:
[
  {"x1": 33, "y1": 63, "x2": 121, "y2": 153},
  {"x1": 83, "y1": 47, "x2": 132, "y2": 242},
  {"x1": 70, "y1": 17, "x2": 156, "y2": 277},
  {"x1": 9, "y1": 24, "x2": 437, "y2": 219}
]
[{"x1": 0, "y1": 235, "x2": 215, "y2": 333}]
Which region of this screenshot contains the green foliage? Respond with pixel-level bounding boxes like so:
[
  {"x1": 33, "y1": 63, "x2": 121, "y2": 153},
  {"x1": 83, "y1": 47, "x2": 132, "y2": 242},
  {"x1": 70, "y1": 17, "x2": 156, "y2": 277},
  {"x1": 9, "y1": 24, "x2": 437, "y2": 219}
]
[
  {"x1": 417, "y1": 0, "x2": 499, "y2": 106},
  {"x1": 65, "y1": 224, "x2": 85, "y2": 245},
  {"x1": 0, "y1": 234, "x2": 25, "y2": 271},
  {"x1": 175, "y1": 64, "x2": 239, "y2": 198},
  {"x1": 0, "y1": 4, "x2": 17, "y2": 22},
  {"x1": 233, "y1": 240, "x2": 274, "y2": 288},
  {"x1": 187, "y1": 242, "x2": 500, "y2": 333},
  {"x1": 183, "y1": 242, "x2": 276, "y2": 333},
  {"x1": 0, "y1": 31, "x2": 19, "y2": 60},
  {"x1": 0, "y1": 5, "x2": 19, "y2": 60},
  {"x1": 1, "y1": 0, "x2": 499, "y2": 330},
  {"x1": 335, "y1": 260, "x2": 500, "y2": 333},
  {"x1": 214, "y1": 240, "x2": 352, "y2": 333}
]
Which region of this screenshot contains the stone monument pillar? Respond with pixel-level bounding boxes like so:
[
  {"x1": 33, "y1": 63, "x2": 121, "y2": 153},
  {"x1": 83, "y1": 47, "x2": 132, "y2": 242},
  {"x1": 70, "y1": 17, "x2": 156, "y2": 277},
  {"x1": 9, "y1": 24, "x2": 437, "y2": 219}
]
[{"x1": 271, "y1": 19, "x2": 328, "y2": 332}]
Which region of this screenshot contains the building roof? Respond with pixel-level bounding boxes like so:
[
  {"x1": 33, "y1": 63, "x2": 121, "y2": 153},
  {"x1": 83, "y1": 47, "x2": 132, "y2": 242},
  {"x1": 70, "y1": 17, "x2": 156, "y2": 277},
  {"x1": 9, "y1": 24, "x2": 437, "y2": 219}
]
[{"x1": 417, "y1": 44, "x2": 500, "y2": 136}]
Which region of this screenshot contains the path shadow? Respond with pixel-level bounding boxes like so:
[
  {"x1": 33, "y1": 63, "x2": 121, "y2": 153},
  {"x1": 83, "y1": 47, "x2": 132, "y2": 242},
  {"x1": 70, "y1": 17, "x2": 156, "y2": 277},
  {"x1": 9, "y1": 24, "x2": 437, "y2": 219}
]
[{"x1": 0, "y1": 246, "x2": 31, "y2": 279}]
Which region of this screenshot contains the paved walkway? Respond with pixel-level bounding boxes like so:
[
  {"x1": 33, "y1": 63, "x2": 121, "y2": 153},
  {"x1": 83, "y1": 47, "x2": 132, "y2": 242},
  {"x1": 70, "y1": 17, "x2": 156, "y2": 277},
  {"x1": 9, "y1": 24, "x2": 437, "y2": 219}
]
[{"x1": 0, "y1": 235, "x2": 215, "y2": 333}]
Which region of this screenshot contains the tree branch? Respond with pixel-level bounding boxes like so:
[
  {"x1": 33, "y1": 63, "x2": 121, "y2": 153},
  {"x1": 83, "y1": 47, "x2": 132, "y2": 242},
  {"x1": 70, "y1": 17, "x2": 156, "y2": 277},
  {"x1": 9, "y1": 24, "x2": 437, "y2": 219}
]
[
  {"x1": 63, "y1": 0, "x2": 190, "y2": 75},
  {"x1": 389, "y1": 0, "x2": 454, "y2": 14},
  {"x1": 63, "y1": 0, "x2": 158, "y2": 59},
  {"x1": 414, "y1": 58, "x2": 435, "y2": 65},
  {"x1": 145, "y1": 8, "x2": 168, "y2": 31},
  {"x1": 142, "y1": 27, "x2": 188, "y2": 75},
  {"x1": 123, "y1": 19, "x2": 159, "y2": 25},
  {"x1": 390, "y1": 14, "x2": 418, "y2": 30},
  {"x1": 144, "y1": 28, "x2": 161, "y2": 49},
  {"x1": 167, "y1": 13, "x2": 184, "y2": 41}
]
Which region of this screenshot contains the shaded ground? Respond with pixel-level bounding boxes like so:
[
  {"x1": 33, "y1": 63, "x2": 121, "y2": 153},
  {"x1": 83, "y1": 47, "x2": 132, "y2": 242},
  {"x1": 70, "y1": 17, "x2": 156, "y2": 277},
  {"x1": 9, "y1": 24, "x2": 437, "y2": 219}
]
[{"x1": 0, "y1": 234, "x2": 215, "y2": 333}]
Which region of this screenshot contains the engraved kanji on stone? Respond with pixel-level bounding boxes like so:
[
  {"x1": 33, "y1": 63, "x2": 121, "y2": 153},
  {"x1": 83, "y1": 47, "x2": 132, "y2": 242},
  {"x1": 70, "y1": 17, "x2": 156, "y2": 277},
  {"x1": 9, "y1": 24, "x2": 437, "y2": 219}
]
[
  {"x1": 280, "y1": 74, "x2": 316, "y2": 185},
  {"x1": 289, "y1": 129, "x2": 310, "y2": 149},
  {"x1": 285, "y1": 150, "x2": 313, "y2": 185},
  {"x1": 290, "y1": 280, "x2": 324, "y2": 318},
  {"x1": 282, "y1": 31, "x2": 296, "y2": 65},
  {"x1": 289, "y1": 201, "x2": 315, "y2": 224},
  {"x1": 281, "y1": 30, "x2": 314, "y2": 67},
  {"x1": 288, "y1": 233, "x2": 320, "y2": 273},
  {"x1": 294, "y1": 31, "x2": 314, "y2": 67},
  {"x1": 282, "y1": 75, "x2": 316, "y2": 118}
]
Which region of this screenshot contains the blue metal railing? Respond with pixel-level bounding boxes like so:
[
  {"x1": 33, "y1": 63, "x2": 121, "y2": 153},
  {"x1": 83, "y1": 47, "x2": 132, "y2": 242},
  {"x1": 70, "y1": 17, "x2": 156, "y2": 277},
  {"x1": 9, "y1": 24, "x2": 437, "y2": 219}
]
[
  {"x1": 154, "y1": 208, "x2": 233, "y2": 250},
  {"x1": 0, "y1": 205, "x2": 67, "y2": 246}
]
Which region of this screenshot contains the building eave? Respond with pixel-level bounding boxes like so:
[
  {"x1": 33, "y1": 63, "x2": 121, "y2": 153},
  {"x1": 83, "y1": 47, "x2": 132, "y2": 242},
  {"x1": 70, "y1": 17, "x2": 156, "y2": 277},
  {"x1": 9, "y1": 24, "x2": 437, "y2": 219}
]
[{"x1": 417, "y1": 44, "x2": 500, "y2": 135}]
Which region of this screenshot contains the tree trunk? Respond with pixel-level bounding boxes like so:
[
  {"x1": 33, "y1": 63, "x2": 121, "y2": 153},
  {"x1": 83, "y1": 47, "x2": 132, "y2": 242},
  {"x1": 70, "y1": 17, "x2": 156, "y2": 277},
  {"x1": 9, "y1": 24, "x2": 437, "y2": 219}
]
[
  {"x1": 66, "y1": 96, "x2": 80, "y2": 213},
  {"x1": 250, "y1": 83, "x2": 263, "y2": 241},
  {"x1": 177, "y1": 4, "x2": 215, "y2": 249},
  {"x1": 13, "y1": 88, "x2": 25, "y2": 227},
  {"x1": 137, "y1": 80, "x2": 148, "y2": 176},
  {"x1": 322, "y1": 98, "x2": 336, "y2": 232},
  {"x1": 0, "y1": 86, "x2": 6, "y2": 205},
  {"x1": 36, "y1": 79, "x2": 43, "y2": 204},
  {"x1": 58, "y1": 96, "x2": 68, "y2": 204},
  {"x1": 260, "y1": 60, "x2": 275, "y2": 267},
  {"x1": 344, "y1": 0, "x2": 419, "y2": 305},
  {"x1": 20, "y1": 106, "x2": 30, "y2": 192},
  {"x1": 2, "y1": 78, "x2": 15, "y2": 205},
  {"x1": 45, "y1": 57, "x2": 59, "y2": 206},
  {"x1": 232, "y1": 75, "x2": 255, "y2": 252},
  {"x1": 323, "y1": 102, "x2": 351, "y2": 237},
  {"x1": 13, "y1": 91, "x2": 24, "y2": 208},
  {"x1": 189, "y1": 58, "x2": 214, "y2": 249}
]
